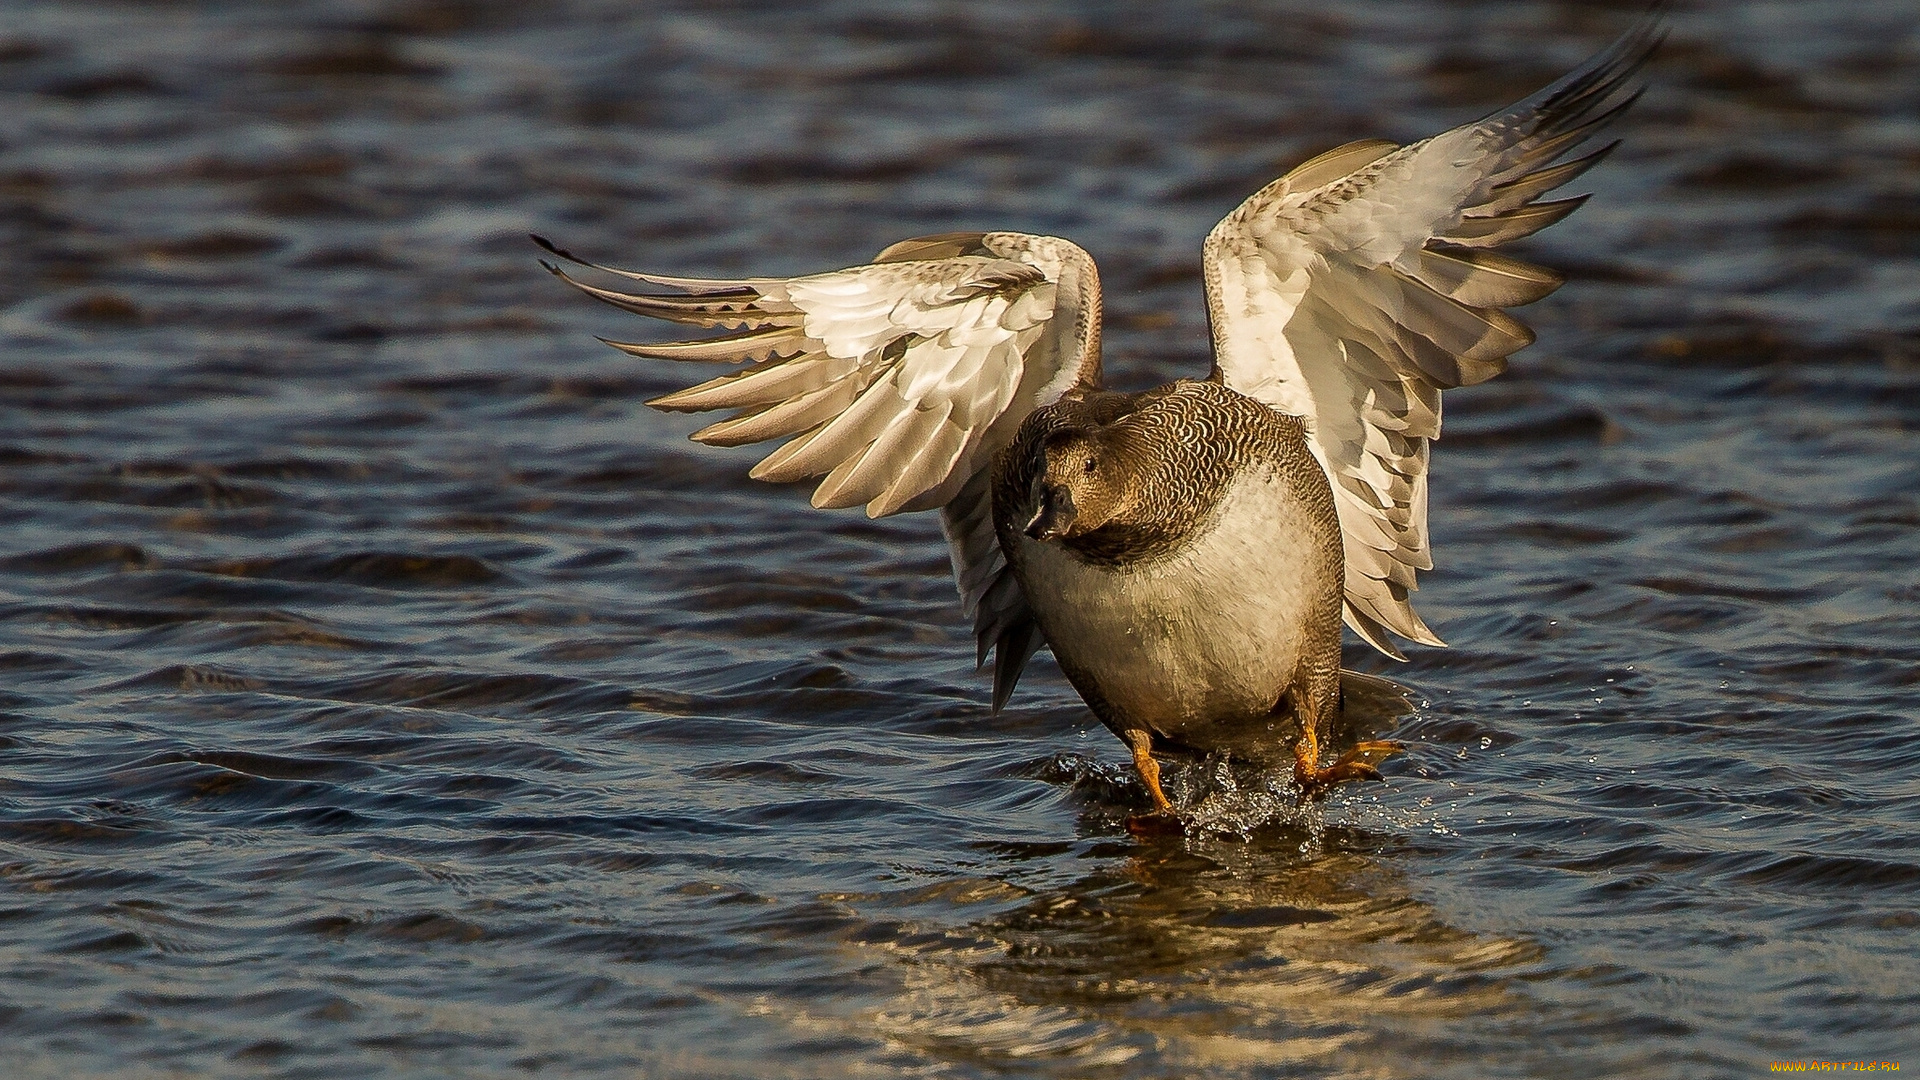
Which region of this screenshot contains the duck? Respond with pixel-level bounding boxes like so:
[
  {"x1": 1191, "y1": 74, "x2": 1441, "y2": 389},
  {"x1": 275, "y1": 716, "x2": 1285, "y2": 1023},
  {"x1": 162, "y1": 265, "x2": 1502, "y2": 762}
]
[{"x1": 535, "y1": 21, "x2": 1659, "y2": 826}]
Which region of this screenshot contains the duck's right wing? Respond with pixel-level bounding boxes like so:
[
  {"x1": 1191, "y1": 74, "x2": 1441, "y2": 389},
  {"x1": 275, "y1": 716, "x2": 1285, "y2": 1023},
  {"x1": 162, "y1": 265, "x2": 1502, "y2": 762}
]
[
  {"x1": 1202, "y1": 21, "x2": 1656, "y2": 658},
  {"x1": 536, "y1": 231, "x2": 1102, "y2": 709}
]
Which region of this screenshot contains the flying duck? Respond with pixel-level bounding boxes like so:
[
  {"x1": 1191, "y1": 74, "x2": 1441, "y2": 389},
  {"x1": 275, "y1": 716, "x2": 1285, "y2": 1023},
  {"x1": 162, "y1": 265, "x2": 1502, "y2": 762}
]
[{"x1": 536, "y1": 22, "x2": 1658, "y2": 826}]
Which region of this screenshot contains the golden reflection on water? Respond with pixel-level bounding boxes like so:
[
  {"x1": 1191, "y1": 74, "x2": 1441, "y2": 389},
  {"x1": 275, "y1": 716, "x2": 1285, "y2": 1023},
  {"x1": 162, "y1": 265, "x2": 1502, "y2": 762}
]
[
  {"x1": 860, "y1": 823, "x2": 1544, "y2": 1076},
  {"x1": 746, "y1": 672, "x2": 1544, "y2": 1079}
]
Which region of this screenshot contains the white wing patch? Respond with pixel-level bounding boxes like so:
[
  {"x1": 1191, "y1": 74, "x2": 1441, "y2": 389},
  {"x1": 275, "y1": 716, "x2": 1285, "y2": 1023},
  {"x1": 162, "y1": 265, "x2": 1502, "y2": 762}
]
[
  {"x1": 1205, "y1": 20, "x2": 1658, "y2": 657},
  {"x1": 537, "y1": 233, "x2": 1098, "y2": 520}
]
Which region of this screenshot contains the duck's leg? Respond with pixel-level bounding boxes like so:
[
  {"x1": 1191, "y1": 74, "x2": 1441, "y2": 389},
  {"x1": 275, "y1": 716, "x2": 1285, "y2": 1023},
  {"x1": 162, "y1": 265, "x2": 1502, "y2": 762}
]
[
  {"x1": 1120, "y1": 728, "x2": 1184, "y2": 835},
  {"x1": 1122, "y1": 727, "x2": 1175, "y2": 814},
  {"x1": 1291, "y1": 684, "x2": 1401, "y2": 793}
]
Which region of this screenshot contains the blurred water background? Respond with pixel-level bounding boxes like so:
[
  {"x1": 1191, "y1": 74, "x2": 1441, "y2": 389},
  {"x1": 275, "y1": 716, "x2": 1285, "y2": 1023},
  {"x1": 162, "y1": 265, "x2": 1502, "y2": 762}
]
[{"x1": 0, "y1": 1, "x2": 1916, "y2": 1076}]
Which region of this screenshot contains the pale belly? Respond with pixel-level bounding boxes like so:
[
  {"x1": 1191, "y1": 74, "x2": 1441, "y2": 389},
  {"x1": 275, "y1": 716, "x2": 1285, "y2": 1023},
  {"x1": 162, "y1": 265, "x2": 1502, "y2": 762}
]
[{"x1": 1011, "y1": 468, "x2": 1337, "y2": 742}]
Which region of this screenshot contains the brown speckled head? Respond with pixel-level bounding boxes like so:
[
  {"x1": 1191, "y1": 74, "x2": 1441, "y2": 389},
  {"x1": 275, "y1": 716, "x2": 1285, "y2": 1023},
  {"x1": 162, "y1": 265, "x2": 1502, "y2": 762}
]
[
  {"x1": 1022, "y1": 427, "x2": 1139, "y2": 541},
  {"x1": 995, "y1": 380, "x2": 1329, "y2": 568}
]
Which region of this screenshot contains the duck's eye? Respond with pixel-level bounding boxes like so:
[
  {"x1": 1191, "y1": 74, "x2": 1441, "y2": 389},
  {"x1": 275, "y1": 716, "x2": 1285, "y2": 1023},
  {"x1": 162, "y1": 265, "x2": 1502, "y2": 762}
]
[{"x1": 1082, "y1": 457, "x2": 1097, "y2": 475}]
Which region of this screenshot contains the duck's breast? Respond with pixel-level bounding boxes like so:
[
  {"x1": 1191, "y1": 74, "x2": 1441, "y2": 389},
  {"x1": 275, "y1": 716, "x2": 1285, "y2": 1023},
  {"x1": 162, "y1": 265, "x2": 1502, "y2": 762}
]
[{"x1": 1014, "y1": 463, "x2": 1338, "y2": 741}]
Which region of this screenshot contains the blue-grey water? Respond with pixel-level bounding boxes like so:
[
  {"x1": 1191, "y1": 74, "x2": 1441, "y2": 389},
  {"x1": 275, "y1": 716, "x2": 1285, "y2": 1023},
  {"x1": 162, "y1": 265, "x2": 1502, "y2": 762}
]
[{"x1": 0, "y1": 1, "x2": 1916, "y2": 1076}]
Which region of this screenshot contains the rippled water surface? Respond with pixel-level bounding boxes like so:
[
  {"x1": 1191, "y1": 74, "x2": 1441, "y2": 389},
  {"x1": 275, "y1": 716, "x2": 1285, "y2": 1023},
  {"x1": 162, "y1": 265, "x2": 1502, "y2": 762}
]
[{"x1": 2, "y1": 1, "x2": 1917, "y2": 1076}]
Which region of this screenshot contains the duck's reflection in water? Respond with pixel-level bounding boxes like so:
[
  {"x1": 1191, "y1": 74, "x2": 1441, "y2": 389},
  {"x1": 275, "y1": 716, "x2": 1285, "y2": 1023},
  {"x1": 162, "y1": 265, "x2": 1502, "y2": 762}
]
[
  {"x1": 865, "y1": 674, "x2": 1546, "y2": 1076},
  {"x1": 870, "y1": 830, "x2": 1545, "y2": 1076}
]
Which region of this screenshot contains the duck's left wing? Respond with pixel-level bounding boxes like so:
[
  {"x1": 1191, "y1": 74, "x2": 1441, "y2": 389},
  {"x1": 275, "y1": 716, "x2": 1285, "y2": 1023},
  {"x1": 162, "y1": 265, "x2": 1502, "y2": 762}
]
[
  {"x1": 536, "y1": 231, "x2": 1102, "y2": 707},
  {"x1": 1203, "y1": 20, "x2": 1657, "y2": 658}
]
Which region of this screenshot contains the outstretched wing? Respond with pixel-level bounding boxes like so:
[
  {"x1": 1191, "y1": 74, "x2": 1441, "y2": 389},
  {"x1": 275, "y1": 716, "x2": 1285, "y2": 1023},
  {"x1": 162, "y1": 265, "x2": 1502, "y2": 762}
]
[
  {"x1": 1203, "y1": 20, "x2": 1658, "y2": 658},
  {"x1": 537, "y1": 230, "x2": 1102, "y2": 704}
]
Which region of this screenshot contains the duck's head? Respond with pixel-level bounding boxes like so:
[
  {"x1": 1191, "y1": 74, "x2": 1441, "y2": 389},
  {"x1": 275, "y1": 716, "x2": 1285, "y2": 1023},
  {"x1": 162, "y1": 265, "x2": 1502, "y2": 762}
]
[{"x1": 1023, "y1": 429, "x2": 1133, "y2": 542}]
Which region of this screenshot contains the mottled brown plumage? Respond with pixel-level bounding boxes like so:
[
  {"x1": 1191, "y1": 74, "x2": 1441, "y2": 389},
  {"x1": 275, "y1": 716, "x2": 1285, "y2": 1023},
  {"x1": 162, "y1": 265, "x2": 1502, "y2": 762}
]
[{"x1": 539, "y1": 21, "x2": 1657, "y2": 828}]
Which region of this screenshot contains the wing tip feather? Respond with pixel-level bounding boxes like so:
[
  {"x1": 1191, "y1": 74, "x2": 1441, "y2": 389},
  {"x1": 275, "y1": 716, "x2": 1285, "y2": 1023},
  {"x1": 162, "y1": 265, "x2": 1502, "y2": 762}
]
[
  {"x1": 1344, "y1": 603, "x2": 1410, "y2": 661},
  {"x1": 530, "y1": 233, "x2": 584, "y2": 266}
]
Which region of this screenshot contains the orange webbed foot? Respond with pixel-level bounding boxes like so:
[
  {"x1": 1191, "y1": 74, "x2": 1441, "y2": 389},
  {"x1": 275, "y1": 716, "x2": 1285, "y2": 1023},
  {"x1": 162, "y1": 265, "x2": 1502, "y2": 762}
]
[{"x1": 1294, "y1": 739, "x2": 1404, "y2": 794}]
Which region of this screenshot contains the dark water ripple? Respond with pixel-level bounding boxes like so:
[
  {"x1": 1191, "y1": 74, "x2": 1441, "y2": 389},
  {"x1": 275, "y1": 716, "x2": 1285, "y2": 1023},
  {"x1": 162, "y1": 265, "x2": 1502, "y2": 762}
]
[{"x1": 0, "y1": 0, "x2": 1917, "y2": 1076}]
